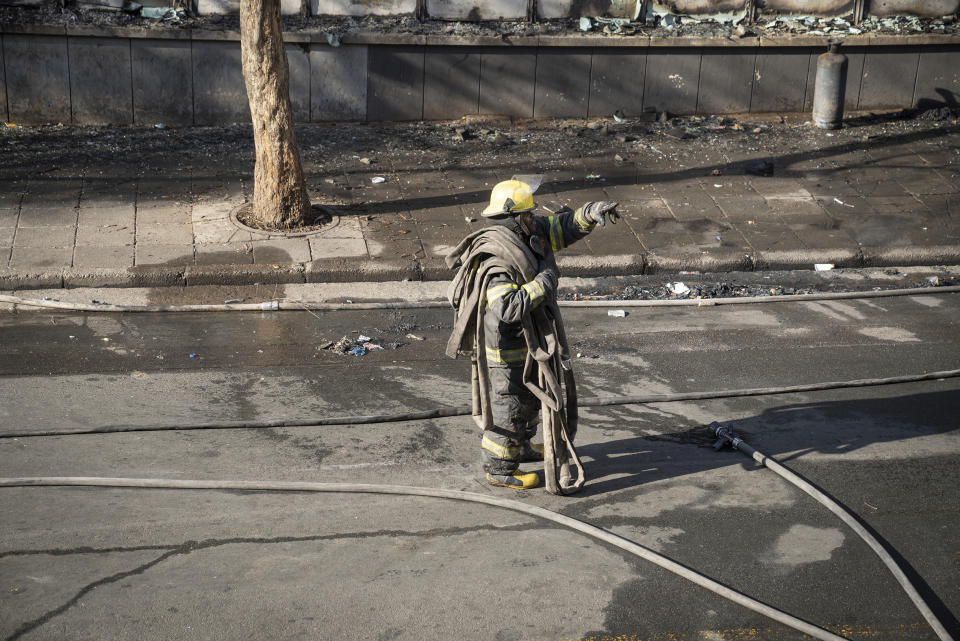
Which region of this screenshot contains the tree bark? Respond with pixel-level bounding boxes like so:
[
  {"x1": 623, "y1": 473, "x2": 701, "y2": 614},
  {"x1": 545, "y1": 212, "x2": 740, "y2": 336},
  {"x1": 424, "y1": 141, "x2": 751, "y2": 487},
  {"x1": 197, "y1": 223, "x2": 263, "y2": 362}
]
[{"x1": 240, "y1": 0, "x2": 311, "y2": 229}]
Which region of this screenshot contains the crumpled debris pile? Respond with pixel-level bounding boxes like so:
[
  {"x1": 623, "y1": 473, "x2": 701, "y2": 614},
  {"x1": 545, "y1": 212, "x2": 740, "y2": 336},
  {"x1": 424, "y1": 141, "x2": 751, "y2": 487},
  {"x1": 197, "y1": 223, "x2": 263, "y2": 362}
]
[
  {"x1": 322, "y1": 333, "x2": 398, "y2": 357},
  {"x1": 568, "y1": 282, "x2": 828, "y2": 301},
  {"x1": 760, "y1": 15, "x2": 864, "y2": 35},
  {"x1": 758, "y1": 13, "x2": 958, "y2": 36},
  {"x1": 450, "y1": 126, "x2": 514, "y2": 146}
]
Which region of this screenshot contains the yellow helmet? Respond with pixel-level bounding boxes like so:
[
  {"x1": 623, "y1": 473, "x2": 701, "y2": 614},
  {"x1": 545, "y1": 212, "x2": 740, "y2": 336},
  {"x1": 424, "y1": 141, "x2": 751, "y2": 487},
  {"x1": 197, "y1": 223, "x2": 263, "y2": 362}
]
[{"x1": 481, "y1": 180, "x2": 536, "y2": 217}]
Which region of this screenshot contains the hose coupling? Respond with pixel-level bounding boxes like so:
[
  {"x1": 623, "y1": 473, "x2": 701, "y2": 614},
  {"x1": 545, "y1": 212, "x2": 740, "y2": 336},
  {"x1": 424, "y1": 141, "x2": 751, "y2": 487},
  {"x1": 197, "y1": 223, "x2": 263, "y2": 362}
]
[{"x1": 709, "y1": 422, "x2": 742, "y2": 451}]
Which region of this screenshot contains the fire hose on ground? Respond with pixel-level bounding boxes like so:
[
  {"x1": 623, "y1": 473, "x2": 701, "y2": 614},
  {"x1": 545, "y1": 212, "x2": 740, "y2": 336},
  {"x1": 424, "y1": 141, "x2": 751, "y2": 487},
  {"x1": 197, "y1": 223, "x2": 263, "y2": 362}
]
[
  {"x1": 0, "y1": 288, "x2": 957, "y2": 639},
  {"x1": 1, "y1": 369, "x2": 957, "y2": 641},
  {"x1": 1, "y1": 284, "x2": 959, "y2": 313}
]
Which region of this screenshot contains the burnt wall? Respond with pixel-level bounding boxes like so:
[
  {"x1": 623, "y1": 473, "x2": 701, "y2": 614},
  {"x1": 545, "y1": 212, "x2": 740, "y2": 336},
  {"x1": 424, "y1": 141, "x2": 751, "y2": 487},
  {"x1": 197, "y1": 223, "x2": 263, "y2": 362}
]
[{"x1": 1, "y1": 28, "x2": 958, "y2": 126}]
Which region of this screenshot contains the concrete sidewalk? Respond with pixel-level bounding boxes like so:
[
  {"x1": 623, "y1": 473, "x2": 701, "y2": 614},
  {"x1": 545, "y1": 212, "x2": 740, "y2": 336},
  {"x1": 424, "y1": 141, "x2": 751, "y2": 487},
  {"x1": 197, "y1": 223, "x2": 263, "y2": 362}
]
[{"x1": 1, "y1": 116, "x2": 958, "y2": 289}]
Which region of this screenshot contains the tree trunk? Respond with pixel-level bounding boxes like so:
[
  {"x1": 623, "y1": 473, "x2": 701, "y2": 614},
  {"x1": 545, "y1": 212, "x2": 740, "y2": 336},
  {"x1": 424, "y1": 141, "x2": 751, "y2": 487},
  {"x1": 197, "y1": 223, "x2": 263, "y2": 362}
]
[{"x1": 240, "y1": 0, "x2": 311, "y2": 229}]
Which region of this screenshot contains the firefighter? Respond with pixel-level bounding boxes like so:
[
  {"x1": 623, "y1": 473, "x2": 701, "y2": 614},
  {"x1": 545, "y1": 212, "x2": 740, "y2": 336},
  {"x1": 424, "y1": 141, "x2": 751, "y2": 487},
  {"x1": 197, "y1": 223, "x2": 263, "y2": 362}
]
[{"x1": 451, "y1": 179, "x2": 619, "y2": 489}]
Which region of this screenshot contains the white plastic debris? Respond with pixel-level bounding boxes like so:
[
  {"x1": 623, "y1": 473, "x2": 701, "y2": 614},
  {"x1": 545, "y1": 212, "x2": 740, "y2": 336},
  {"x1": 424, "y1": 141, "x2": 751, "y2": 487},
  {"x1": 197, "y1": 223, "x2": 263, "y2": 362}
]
[
  {"x1": 371, "y1": 177, "x2": 386, "y2": 184},
  {"x1": 669, "y1": 282, "x2": 690, "y2": 295},
  {"x1": 814, "y1": 264, "x2": 835, "y2": 271},
  {"x1": 357, "y1": 334, "x2": 372, "y2": 342},
  {"x1": 607, "y1": 310, "x2": 626, "y2": 318}
]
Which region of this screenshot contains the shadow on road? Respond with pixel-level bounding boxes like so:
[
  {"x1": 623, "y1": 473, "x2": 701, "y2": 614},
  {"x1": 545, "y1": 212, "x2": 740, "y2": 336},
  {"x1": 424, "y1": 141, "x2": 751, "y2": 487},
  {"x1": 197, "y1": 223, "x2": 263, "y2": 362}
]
[{"x1": 573, "y1": 387, "x2": 960, "y2": 635}]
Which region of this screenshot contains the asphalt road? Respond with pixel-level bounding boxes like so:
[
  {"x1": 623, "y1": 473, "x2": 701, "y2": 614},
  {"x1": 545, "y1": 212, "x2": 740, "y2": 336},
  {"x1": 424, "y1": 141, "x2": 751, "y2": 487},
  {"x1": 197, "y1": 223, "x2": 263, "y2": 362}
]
[{"x1": 0, "y1": 286, "x2": 958, "y2": 641}]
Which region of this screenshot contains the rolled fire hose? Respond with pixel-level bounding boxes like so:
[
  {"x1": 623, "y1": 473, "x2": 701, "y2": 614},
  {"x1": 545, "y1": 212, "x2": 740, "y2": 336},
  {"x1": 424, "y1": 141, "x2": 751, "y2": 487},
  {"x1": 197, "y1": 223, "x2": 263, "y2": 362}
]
[
  {"x1": 1, "y1": 284, "x2": 958, "y2": 313},
  {"x1": 711, "y1": 424, "x2": 954, "y2": 641},
  {"x1": 0, "y1": 475, "x2": 852, "y2": 641}
]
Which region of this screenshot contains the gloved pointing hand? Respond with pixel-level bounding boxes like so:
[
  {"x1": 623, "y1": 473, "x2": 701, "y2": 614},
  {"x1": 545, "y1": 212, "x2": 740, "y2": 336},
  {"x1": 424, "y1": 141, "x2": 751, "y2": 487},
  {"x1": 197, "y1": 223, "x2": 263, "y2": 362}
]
[{"x1": 581, "y1": 201, "x2": 621, "y2": 228}]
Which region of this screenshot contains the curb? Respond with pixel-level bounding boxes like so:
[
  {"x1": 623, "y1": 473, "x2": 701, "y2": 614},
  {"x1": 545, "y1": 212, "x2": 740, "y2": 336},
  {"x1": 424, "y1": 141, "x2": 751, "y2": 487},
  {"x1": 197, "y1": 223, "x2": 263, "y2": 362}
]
[{"x1": 3, "y1": 247, "x2": 960, "y2": 290}]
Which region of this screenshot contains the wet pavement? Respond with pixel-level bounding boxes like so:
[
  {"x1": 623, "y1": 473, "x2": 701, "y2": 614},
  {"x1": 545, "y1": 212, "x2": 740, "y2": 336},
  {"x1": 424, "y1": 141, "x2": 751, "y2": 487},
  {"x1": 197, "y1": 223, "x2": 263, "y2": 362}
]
[
  {"x1": 0, "y1": 113, "x2": 958, "y2": 289},
  {"x1": 1, "y1": 286, "x2": 958, "y2": 640}
]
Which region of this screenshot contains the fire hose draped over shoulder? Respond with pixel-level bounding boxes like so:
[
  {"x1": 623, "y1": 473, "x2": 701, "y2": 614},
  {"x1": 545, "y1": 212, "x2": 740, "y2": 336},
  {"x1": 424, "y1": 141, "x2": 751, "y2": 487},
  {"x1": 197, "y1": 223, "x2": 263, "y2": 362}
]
[{"x1": 445, "y1": 226, "x2": 585, "y2": 495}]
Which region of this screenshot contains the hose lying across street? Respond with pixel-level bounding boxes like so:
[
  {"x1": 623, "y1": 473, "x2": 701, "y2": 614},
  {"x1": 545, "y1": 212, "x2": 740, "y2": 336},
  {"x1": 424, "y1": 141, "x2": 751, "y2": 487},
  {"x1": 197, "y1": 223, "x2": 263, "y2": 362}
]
[
  {"x1": 1, "y1": 284, "x2": 959, "y2": 313},
  {"x1": 711, "y1": 424, "x2": 955, "y2": 641},
  {"x1": 3, "y1": 369, "x2": 958, "y2": 641},
  {"x1": 1, "y1": 288, "x2": 957, "y2": 640},
  {"x1": 1, "y1": 369, "x2": 958, "y2": 439}
]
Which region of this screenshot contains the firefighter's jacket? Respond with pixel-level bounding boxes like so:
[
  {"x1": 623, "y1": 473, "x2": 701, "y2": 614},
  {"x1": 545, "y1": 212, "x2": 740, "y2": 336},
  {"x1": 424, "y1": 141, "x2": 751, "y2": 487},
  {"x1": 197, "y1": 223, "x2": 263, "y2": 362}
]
[{"x1": 482, "y1": 210, "x2": 595, "y2": 367}]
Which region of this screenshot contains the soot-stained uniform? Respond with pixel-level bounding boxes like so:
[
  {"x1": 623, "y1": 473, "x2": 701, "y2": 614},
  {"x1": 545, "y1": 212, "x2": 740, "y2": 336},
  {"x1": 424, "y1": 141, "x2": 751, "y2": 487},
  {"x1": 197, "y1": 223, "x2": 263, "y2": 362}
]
[{"x1": 481, "y1": 208, "x2": 597, "y2": 475}]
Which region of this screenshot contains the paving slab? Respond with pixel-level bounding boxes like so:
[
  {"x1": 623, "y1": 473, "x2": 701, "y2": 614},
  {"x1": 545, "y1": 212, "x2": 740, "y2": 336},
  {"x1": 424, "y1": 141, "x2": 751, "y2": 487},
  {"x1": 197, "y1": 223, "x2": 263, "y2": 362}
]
[
  {"x1": 17, "y1": 206, "x2": 76, "y2": 228},
  {"x1": 135, "y1": 243, "x2": 194, "y2": 266},
  {"x1": 737, "y1": 219, "x2": 807, "y2": 253},
  {"x1": 14, "y1": 226, "x2": 75, "y2": 247},
  {"x1": 195, "y1": 242, "x2": 253, "y2": 265},
  {"x1": 194, "y1": 219, "x2": 253, "y2": 244},
  {"x1": 135, "y1": 203, "x2": 191, "y2": 226},
  {"x1": 78, "y1": 204, "x2": 136, "y2": 228},
  {"x1": 73, "y1": 244, "x2": 133, "y2": 269},
  {"x1": 251, "y1": 238, "x2": 312, "y2": 264},
  {"x1": 76, "y1": 224, "x2": 134, "y2": 246},
  {"x1": 138, "y1": 222, "x2": 194, "y2": 245},
  {"x1": 10, "y1": 246, "x2": 72, "y2": 269},
  {"x1": 0, "y1": 210, "x2": 18, "y2": 228},
  {"x1": 765, "y1": 197, "x2": 827, "y2": 217}
]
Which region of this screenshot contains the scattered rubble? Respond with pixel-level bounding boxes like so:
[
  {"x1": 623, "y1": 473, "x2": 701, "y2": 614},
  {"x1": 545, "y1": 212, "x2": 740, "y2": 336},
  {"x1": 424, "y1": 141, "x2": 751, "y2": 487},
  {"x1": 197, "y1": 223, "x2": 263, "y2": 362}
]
[
  {"x1": 563, "y1": 273, "x2": 958, "y2": 302},
  {"x1": 0, "y1": 3, "x2": 957, "y2": 39}
]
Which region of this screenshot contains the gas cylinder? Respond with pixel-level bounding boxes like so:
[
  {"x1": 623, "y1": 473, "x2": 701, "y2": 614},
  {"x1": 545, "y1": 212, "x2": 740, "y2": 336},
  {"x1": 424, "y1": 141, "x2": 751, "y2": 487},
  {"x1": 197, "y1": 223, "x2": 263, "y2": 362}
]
[{"x1": 812, "y1": 41, "x2": 848, "y2": 129}]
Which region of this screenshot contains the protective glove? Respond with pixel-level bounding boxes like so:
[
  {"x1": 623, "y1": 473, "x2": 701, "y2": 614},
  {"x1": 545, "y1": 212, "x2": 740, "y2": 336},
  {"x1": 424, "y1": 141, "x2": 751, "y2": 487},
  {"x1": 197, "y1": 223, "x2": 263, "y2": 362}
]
[
  {"x1": 534, "y1": 267, "x2": 558, "y2": 298},
  {"x1": 581, "y1": 201, "x2": 621, "y2": 228}
]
